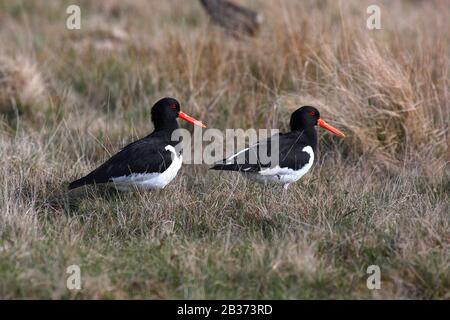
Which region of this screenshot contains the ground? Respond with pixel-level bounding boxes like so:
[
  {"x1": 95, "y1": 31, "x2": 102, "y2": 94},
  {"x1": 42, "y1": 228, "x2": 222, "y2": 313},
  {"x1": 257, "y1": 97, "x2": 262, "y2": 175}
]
[{"x1": 0, "y1": 0, "x2": 448, "y2": 299}]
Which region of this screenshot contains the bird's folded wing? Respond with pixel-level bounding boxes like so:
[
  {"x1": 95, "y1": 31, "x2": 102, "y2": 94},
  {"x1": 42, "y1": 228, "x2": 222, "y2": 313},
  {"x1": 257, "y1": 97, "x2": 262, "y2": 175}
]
[
  {"x1": 210, "y1": 133, "x2": 312, "y2": 173},
  {"x1": 81, "y1": 140, "x2": 175, "y2": 184},
  {"x1": 210, "y1": 135, "x2": 275, "y2": 172}
]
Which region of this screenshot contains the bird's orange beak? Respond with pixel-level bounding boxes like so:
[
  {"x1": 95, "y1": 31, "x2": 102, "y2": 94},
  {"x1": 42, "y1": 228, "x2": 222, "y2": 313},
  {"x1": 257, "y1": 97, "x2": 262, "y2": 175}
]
[
  {"x1": 318, "y1": 118, "x2": 345, "y2": 137},
  {"x1": 178, "y1": 111, "x2": 206, "y2": 128}
]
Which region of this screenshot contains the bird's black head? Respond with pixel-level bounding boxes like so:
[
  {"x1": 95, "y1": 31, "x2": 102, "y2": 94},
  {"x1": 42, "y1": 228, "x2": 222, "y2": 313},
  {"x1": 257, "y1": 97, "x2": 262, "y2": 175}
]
[
  {"x1": 290, "y1": 106, "x2": 345, "y2": 137},
  {"x1": 290, "y1": 106, "x2": 320, "y2": 131},
  {"x1": 151, "y1": 97, "x2": 206, "y2": 132},
  {"x1": 151, "y1": 97, "x2": 180, "y2": 130}
]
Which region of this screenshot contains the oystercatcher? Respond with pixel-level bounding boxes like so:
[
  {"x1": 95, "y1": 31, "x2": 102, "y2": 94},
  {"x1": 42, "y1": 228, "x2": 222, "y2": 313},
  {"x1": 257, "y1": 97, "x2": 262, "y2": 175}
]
[
  {"x1": 210, "y1": 106, "x2": 345, "y2": 189},
  {"x1": 68, "y1": 97, "x2": 206, "y2": 191}
]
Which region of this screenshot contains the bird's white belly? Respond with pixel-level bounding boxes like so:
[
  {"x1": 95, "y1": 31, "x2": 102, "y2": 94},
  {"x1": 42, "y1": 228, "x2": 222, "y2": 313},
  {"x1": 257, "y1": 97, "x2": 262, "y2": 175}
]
[
  {"x1": 245, "y1": 146, "x2": 314, "y2": 189},
  {"x1": 111, "y1": 145, "x2": 182, "y2": 191}
]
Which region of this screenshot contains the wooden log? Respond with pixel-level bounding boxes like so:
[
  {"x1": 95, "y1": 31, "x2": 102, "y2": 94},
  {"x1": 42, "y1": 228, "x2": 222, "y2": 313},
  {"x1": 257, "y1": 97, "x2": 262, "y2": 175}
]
[{"x1": 199, "y1": 0, "x2": 263, "y2": 37}]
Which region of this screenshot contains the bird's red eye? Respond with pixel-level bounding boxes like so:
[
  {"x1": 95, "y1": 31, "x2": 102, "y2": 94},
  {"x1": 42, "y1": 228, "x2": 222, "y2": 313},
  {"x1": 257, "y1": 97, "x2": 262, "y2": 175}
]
[
  {"x1": 309, "y1": 111, "x2": 315, "y2": 116},
  {"x1": 170, "y1": 103, "x2": 177, "y2": 109}
]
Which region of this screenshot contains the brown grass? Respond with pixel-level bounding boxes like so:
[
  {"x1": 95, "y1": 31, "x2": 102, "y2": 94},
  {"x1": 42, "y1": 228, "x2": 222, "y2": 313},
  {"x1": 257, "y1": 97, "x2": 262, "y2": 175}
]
[
  {"x1": 0, "y1": 0, "x2": 448, "y2": 299},
  {"x1": 0, "y1": 55, "x2": 47, "y2": 116}
]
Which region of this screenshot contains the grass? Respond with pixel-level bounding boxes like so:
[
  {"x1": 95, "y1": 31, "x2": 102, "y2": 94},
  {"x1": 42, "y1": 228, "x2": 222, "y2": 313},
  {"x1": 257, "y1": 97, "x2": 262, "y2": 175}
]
[{"x1": 0, "y1": 0, "x2": 448, "y2": 299}]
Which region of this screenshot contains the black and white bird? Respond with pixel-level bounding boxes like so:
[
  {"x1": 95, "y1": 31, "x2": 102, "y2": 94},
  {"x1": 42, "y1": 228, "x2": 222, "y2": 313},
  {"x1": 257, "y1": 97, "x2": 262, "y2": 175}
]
[
  {"x1": 68, "y1": 97, "x2": 206, "y2": 191},
  {"x1": 210, "y1": 106, "x2": 345, "y2": 189}
]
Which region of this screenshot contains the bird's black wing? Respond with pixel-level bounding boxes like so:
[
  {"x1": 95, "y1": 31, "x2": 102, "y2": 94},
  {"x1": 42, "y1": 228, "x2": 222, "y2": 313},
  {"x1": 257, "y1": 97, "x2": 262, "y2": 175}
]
[
  {"x1": 68, "y1": 135, "x2": 175, "y2": 189},
  {"x1": 210, "y1": 134, "x2": 275, "y2": 172},
  {"x1": 210, "y1": 131, "x2": 311, "y2": 172}
]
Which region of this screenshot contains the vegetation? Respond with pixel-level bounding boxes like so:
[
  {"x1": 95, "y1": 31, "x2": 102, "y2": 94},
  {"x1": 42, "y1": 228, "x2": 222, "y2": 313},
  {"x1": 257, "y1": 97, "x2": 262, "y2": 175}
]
[{"x1": 0, "y1": 0, "x2": 448, "y2": 299}]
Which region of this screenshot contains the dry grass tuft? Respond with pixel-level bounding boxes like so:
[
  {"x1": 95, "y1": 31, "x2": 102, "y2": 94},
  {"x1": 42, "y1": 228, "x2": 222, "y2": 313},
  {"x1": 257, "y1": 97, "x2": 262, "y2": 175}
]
[{"x1": 0, "y1": 55, "x2": 47, "y2": 116}]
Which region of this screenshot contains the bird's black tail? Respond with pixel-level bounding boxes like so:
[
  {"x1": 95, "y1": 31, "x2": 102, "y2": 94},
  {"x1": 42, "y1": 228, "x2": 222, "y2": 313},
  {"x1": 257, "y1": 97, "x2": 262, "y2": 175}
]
[
  {"x1": 210, "y1": 163, "x2": 255, "y2": 171},
  {"x1": 68, "y1": 177, "x2": 89, "y2": 190},
  {"x1": 210, "y1": 163, "x2": 237, "y2": 171}
]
